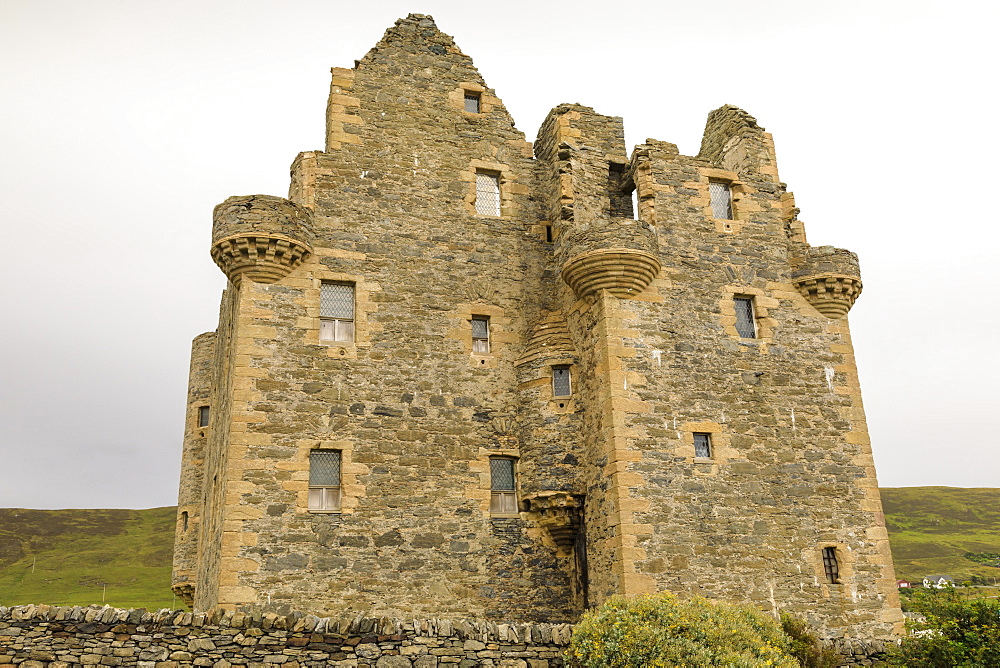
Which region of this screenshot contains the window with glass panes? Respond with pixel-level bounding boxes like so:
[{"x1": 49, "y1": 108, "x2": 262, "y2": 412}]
[
  {"x1": 464, "y1": 91, "x2": 481, "y2": 113},
  {"x1": 693, "y1": 432, "x2": 712, "y2": 458},
  {"x1": 822, "y1": 547, "x2": 840, "y2": 584},
  {"x1": 475, "y1": 171, "x2": 501, "y2": 216},
  {"x1": 709, "y1": 181, "x2": 733, "y2": 219},
  {"x1": 471, "y1": 316, "x2": 490, "y2": 353},
  {"x1": 489, "y1": 457, "x2": 517, "y2": 514},
  {"x1": 320, "y1": 282, "x2": 355, "y2": 342},
  {"x1": 197, "y1": 405, "x2": 210, "y2": 428},
  {"x1": 308, "y1": 450, "x2": 341, "y2": 512},
  {"x1": 552, "y1": 365, "x2": 572, "y2": 396},
  {"x1": 734, "y1": 297, "x2": 756, "y2": 339}
]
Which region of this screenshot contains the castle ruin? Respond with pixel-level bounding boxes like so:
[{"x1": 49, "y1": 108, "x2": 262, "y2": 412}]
[{"x1": 172, "y1": 13, "x2": 903, "y2": 641}]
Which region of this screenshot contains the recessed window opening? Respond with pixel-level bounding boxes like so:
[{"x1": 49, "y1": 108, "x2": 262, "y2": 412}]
[
  {"x1": 544, "y1": 225, "x2": 554, "y2": 243},
  {"x1": 552, "y1": 365, "x2": 572, "y2": 397},
  {"x1": 471, "y1": 316, "x2": 490, "y2": 354},
  {"x1": 475, "y1": 171, "x2": 501, "y2": 216},
  {"x1": 709, "y1": 181, "x2": 733, "y2": 220},
  {"x1": 197, "y1": 405, "x2": 210, "y2": 428},
  {"x1": 694, "y1": 433, "x2": 712, "y2": 458},
  {"x1": 181, "y1": 511, "x2": 189, "y2": 532},
  {"x1": 734, "y1": 297, "x2": 757, "y2": 339},
  {"x1": 490, "y1": 457, "x2": 517, "y2": 514},
  {"x1": 308, "y1": 450, "x2": 342, "y2": 512},
  {"x1": 608, "y1": 163, "x2": 634, "y2": 219},
  {"x1": 464, "y1": 91, "x2": 481, "y2": 113},
  {"x1": 822, "y1": 547, "x2": 840, "y2": 584},
  {"x1": 320, "y1": 282, "x2": 355, "y2": 342}
]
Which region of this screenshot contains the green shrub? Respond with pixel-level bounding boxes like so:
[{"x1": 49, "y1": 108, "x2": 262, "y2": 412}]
[
  {"x1": 567, "y1": 592, "x2": 797, "y2": 667},
  {"x1": 887, "y1": 587, "x2": 1000, "y2": 666},
  {"x1": 779, "y1": 614, "x2": 839, "y2": 668}
]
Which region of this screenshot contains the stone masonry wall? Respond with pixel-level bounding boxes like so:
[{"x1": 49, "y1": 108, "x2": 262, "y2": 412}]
[
  {"x1": 0, "y1": 605, "x2": 570, "y2": 668},
  {"x1": 0, "y1": 605, "x2": 892, "y2": 667}
]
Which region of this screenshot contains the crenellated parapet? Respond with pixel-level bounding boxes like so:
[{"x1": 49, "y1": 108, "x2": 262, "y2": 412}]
[
  {"x1": 211, "y1": 195, "x2": 314, "y2": 286},
  {"x1": 792, "y1": 245, "x2": 863, "y2": 319},
  {"x1": 559, "y1": 221, "x2": 660, "y2": 299}
]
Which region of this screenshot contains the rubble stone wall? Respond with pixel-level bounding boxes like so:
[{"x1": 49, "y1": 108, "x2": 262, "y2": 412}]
[
  {"x1": 0, "y1": 605, "x2": 570, "y2": 668},
  {"x1": 0, "y1": 605, "x2": 893, "y2": 667}
]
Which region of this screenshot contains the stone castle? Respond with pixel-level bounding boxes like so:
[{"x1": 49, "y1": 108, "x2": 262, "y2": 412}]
[{"x1": 172, "y1": 13, "x2": 903, "y2": 640}]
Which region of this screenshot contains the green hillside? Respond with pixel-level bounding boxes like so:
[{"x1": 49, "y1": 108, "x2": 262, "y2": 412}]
[
  {"x1": 881, "y1": 487, "x2": 1000, "y2": 584},
  {"x1": 0, "y1": 507, "x2": 176, "y2": 609},
  {"x1": 0, "y1": 488, "x2": 998, "y2": 610}
]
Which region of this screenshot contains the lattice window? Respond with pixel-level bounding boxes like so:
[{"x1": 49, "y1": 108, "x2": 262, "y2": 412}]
[
  {"x1": 710, "y1": 181, "x2": 733, "y2": 219},
  {"x1": 475, "y1": 172, "x2": 501, "y2": 216},
  {"x1": 464, "y1": 91, "x2": 481, "y2": 113},
  {"x1": 471, "y1": 316, "x2": 490, "y2": 354},
  {"x1": 822, "y1": 547, "x2": 840, "y2": 584},
  {"x1": 490, "y1": 457, "x2": 517, "y2": 514},
  {"x1": 309, "y1": 450, "x2": 341, "y2": 512},
  {"x1": 197, "y1": 405, "x2": 210, "y2": 428},
  {"x1": 552, "y1": 365, "x2": 572, "y2": 397},
  {"x1": 694, "y1": 432, "x2": 712, "y2": 458},
  {"x1": 320, "y1": 282, "x2": 355, "y2": 342},
  {"x1": 734, "y1": 297, "x2": 756, "y2": 339}
]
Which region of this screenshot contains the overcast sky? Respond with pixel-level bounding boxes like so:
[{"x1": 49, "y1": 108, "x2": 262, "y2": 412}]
[{"x1": 1, "y1": 0, "x2": 996, "y2": 509}]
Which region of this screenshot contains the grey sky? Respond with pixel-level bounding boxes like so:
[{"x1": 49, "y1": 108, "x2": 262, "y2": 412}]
[{"x1": 1, "y1": 0, "x2": 996, "y2": 509}]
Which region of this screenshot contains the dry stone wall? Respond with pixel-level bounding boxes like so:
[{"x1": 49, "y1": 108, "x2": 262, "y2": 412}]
[
  {"x1": 0, "y1": 605, "x2": 894, "y2": 667},
  {"x1": 0, "y1": 605, "x2": 570, "y2": 667}
]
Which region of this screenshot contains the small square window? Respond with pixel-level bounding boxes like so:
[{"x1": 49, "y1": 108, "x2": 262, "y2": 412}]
[
  {"x1": 733, "y1": 297, "x2": 756, "y2": 339},
  {"x1": 320, "y1": 282, "x2": 355, "y2": 342},
  {"x1": 822, "y1": 547, "x2": 840, "y2": 584},
  {"x1": 490, "y1": 457, "x2": 517, "y2": 514},
  {"x1": 471, "y1": 316, "x2": 490, "y2": 354},
  {"x1": 309, "y1": 450, "x2": 341, "y2": 513},
  {"x1": 475, "y1": 171, "x2": 501, "y2": 216},
  {"x1": 693, "y1": 432, "x2": 712, "y2": 458},
  {"x1": 464, "y1": 91, "x2": 481, "y2": 113},
  {"x1": 197, "y1": 405, "x2": 210, "y2": 428},
  {"x1": 552, "y1": 365, "x2": 572, "y2": 397},
  {"x1": 709, "y1": 181, "x2": 733, "y2": 220}
]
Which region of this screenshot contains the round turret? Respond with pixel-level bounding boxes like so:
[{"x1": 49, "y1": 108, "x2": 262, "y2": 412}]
[
  {"x1": 791, "y1": 245, "x2": 863, "y2": 319},
  {"x1": 211, "y1": 195, "x2": 314, "y2": 286},
  {"x1": 558, "y1": 220, "x2": 661, "y2": 299}
]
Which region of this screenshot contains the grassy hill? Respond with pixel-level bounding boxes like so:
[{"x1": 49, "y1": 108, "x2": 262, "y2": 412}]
[
  {"x1": 881, "y1": 487, "x2": 1000, "y2": 584},
  {"x1": 0, "y1": 507, "x2": 176, "y2": 609},
  {"x1": 1, "y1": 488, "x2": 998, "y2": 609}
]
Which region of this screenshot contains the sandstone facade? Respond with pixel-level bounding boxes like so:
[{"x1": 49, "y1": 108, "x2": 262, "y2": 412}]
[{"x1": 173, "y1": 13, "x2": 903, "y2": 640}]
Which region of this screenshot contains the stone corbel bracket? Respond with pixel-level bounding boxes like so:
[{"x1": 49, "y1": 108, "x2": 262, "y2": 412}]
[
  {"x1": 211, "y1": 234, "x2": 313, "y2": 286},
  {"x1": 561, "y1": 248, "x2": 661, "y2": 299},
  {"x1": 793, "y1": 274, "x2": 863, "y2": 319},
  {"x1": 523, "y1": 491, "x2": 584, "y2": 551}
]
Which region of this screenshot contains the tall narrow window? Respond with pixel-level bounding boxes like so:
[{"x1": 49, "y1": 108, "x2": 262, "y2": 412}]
[
  {"x1": 693, "y1": 432, "x2": 712, "y2": 458},
  {"x1": 471, "y1": 316, "x2": 490, "y2": 354},
  {"x1": 308, "y1": 450, "x2": 341, "y2": 512},
  {"x1": 490, "y1": 457, "x2": 517, "y2": 514},
  {"x1": 822, "y1": 547, "x2": 840, "y2": 584},
  {"x1": 608, "y1": 163, "x2": 634, "y2": 218},
  {"x1": 475, "y1": 171, "x2": 501, "y2": 216},
  {"x1": 464, "y1": 91, "x2": 481, "y2": 113},
  {"x1": 320, "y1": 282, "x2": 355, "y2": 342},
  {"x1": 709, "y1": 181, "x2": 733, "y2": 219},
  {"x1": 552, "y1": 365, "x2": 572, "y2": 397},
  {"x1": 734, "y1": 297, "x2": 756, "y2": 339},
  {"x1": 197, "y1": 405, "x2": 210, "y2": 428}
]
